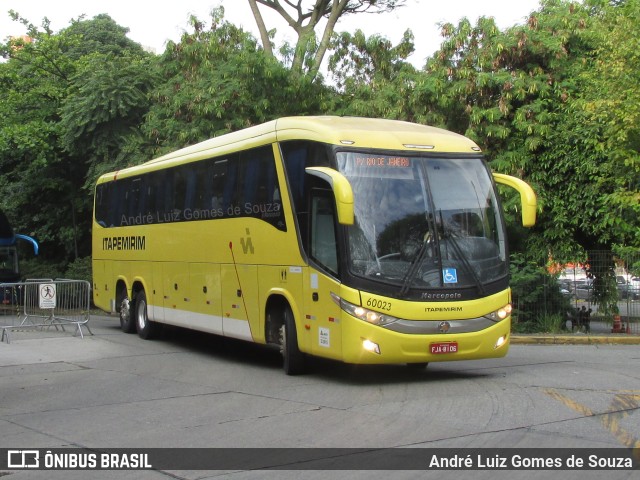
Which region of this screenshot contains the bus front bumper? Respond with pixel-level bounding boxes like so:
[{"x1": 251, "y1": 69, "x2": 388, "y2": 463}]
[{"x1": 340, "y1": 315, "x2": 511, "y2": 365}]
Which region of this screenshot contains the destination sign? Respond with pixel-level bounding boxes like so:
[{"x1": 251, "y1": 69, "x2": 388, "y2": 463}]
[{"x1": 354, "y1": 155, "x2": 411, "y2": 168}]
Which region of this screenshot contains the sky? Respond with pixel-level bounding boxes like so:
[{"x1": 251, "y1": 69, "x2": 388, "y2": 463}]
[{"x1": 0, "y1": 0, "x2": 542, "y2": 65}]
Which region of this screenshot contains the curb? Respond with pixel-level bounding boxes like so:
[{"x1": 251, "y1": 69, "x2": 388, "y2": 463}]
[{"x1": 511, "y1": 335, "x2": 640, "y2": 345}]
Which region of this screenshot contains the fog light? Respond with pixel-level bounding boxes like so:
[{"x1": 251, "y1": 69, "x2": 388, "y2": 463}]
[
  {"x1": 362, "y1": 339, "x2": 381, "y2": 354},
  {"x1": 494, "y1": 335, "x2": 507, "y2": 349}
]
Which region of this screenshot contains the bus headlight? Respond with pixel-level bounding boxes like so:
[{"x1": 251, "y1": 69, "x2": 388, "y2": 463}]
[
  {"x1": 331, "y1": 293, "x2": 399, "y2": 327},
  {"x1": 484, "y1": 304, "x2": 512, "y2": 322}
]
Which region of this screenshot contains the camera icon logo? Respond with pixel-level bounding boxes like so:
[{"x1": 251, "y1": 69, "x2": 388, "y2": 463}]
[{"x1": 7, "y1": 450, "x2": 40, "y2": 468}]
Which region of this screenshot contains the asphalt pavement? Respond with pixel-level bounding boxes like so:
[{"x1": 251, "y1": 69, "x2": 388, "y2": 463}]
[{"x1": 1, "y1": 313, "x2": 639, "y2": 480}]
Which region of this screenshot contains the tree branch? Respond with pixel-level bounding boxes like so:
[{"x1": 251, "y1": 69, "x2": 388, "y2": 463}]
[
  {"x1": 248, "y1": 0, "x2": 274, "y2": 57},
  {"x1": 309, "y1": 0, "x2": 348, "y2": 78},
  {"x1": 255, "y1": 0, "x2": 303, "y2": 33},
  {"x1": 251, "y1": 0, "x2": 408, "y2": 79}
]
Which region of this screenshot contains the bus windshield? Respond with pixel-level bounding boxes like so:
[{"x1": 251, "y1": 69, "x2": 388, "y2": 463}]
[{"x1": 337, "y1": 152, "x2": 507, "y2": 293}]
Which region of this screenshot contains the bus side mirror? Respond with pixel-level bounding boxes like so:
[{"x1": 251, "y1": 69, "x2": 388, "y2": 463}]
[
  {"x1": 492, "y1": 173, "x2": 537, "y2": 227},
  {"x1": 305, "y1": 167, "x2": 354, "y2": 225}
]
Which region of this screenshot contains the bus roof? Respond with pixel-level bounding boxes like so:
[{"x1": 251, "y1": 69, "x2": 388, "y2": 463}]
[
  {"x1": 274, "y1": 116, "x2": 480, "y2": 151},
  {"x1": 98, "y1": 116, "x2": 481, "y2": 183}
]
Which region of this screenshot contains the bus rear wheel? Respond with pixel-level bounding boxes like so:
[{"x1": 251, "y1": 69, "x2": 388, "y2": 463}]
[
  {"x1": 135, "y1": 290, "x2": 159, "y2": 339},
  {"x1": 279, "y1": 306, "x2": 306, "y2": 375},
  {"x1": 119, "y1": 296, "x2": 136, "y2": 333}
]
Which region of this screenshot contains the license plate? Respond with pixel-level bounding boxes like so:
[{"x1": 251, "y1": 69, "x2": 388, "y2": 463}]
[{"x1": 430, "y1": 342, "x2": 458, "y2": 354}]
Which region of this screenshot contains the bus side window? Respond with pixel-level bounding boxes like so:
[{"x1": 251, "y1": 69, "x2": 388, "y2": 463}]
[
  {"x1": 310, "y1": 190, "x2": 339, "y2": 275},
  {"x1": 194, "y1": 162, "x2": 213, "y2": 211},
  {"x1": 172, "y1": 168, "x2": 188, "y2": 213},
  {"x1": 210, "y1": 158, "x2": 228, "y2": 211},
  {"x1": 126, "y1": 178, "x2": 143, "y2": 222},
  {"x1": 239, "y1": 146, "x2": 279, "y2": 205},
  {"x1": 281, "y1": 140, "x2": 336, "y2": 248},
  {"x1": 282, "y1": 145, "x2": 307, "y2": 213},
  {"x1": 222, "y1": 160, "x2": 238, "y2": 211},
  {"x1": 155, "y1": 169, "x2": 174, "y2": 220},
  {"x1": 108, "y1": 181, "x2": 124, "y2": 227},
  {"x1": 183, "y1": 168, "x2": 197, "y2": 211},
  {"x1": 95, "y1": 183, "x2": 109, "y2": 227},
  {"x1": 236, "y1": 146, "x2": 285, "y2": 230}
]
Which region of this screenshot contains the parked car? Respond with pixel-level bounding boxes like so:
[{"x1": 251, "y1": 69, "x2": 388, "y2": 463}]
[
  {"x1": 617, "y1": 276, "x2": 639, "y2": 300},
  {"x1": 574, "y1": 279, "x2": 594, "y2": 300}
]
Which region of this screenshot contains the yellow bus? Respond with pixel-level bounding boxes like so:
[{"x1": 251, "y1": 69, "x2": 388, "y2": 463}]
[{"x1": 92, "y1": 116, "x2": 536, "y2": 374}]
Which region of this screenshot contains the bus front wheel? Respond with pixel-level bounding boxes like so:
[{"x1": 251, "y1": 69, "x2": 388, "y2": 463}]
[
  {"x1": 135, "y1": 290, "x2": 159, "y2": 340},
  {"x1": 279, "y1": 306, "x2": 306, "y2": 375}
]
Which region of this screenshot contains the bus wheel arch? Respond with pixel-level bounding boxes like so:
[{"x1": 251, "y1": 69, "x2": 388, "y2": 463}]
[
  {"x1": 265, "y1": 295, "x2": 288, "y2": 345},
  {"x1": 116, "y1": 280, "x2": 135, "y2": 333}
]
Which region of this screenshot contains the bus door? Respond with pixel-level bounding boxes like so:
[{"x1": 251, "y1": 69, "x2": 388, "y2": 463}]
[
  {"x1": 221, "y1": 263, "x2": 258, "y2": 342},
  {"x1": 303, "y1": 191, "x2": 343, "y2": 359}
]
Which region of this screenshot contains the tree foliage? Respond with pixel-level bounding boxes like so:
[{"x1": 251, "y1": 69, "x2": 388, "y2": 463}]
[
  {"x1": 60, "y1": 53, "x2": 159, "y2": 182},
  {"x1": 144, "y1": 8, "x2": 332, "y2": 151},
  {"x1": 0, "y1": 12, "x2": 153, "y2": 265},
  {"x1": 423, "y1": 0, "x2": 640, "y2": 262},
  {"x1": 328, "y1": 28, "x2": 423, "y2": 119},
  {"x1": 0, "y1": 0, "x2": 638, "y2": 283},
  {"x1": 1, "y1": 14, "x2": 82, "y2": 260},
  {"x1": 575, "y1": 0, "x2": 640, "y2": 250},
  {"x1": 509, "y1": 253, "x2": 573, "y2": 331}
]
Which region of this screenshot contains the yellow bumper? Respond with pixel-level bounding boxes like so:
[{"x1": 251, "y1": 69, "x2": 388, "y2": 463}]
[{"x1": 340, "y1": 314, "x2": 511, "y2": 365}]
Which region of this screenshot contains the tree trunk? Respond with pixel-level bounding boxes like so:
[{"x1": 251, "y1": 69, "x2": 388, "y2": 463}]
[{"x1": 248, "y1": 0, "x2": 274, "y2": 58}]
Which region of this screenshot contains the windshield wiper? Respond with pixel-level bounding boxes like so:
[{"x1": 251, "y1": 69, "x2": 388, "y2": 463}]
[
  {"x1": 442, "y1": 225, "x2": 486, "y2": 296},
  {"x1": 399, "y1": 232, "x2": 433, "y2": 298}
]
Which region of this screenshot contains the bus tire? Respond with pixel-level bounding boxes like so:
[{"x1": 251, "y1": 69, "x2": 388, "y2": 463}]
[
  {"x1": 280, "y1": 306, "x2": 306, "y2": 375},
  {"x1": 135, "y1": 290, "x2": 158, "y2": 340},
  {"x1": 119, "y1": 295, "x2": 136, "y2": 333}
]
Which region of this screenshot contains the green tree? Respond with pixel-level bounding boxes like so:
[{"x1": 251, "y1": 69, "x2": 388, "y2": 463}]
[
  {"x1": 0, "y1": 12, "x2": 154, "y2": 267},
  {"x1": 62, "y1": 13, "x2": 146, "y2": 59},
  {"x1": 509, "y1": 253, "x2": 573, "y2": 332},
  {"x1": 144, "y1": 8, "x2": 333, "y2": 151},
  {"x1": 0, "y1": 14, "x2": 79, "y2": 261},
  {"x1": 424, "y1": 0, "x2": 639, "y2": 260},
  {"x1": 328, "y1": 29, "x2": 428, "y2": 121},
  {"x1": 574, "y1": 0, "x2": 640, "y2": 251},
  {"x1": 60, "y1": 52, "x2": 159, "y2": 184},
  {"x1": 420, "y1": 0, "x2": 639, "y2": 315}
]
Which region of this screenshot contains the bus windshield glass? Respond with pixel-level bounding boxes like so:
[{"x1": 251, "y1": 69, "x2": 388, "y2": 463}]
[{"x1": 336, "y1": 152, "x2": 507, "y2": 292}]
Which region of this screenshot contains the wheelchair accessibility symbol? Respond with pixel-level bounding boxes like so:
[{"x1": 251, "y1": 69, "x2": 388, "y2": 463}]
[{"x1": 443, "y1": 268, "x2": 458, "y2": 284}]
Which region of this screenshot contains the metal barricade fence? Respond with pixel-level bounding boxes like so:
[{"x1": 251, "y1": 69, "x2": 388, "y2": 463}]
[{"x1": 1, "y1": 279, "x2": 92, "y2": 343}]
